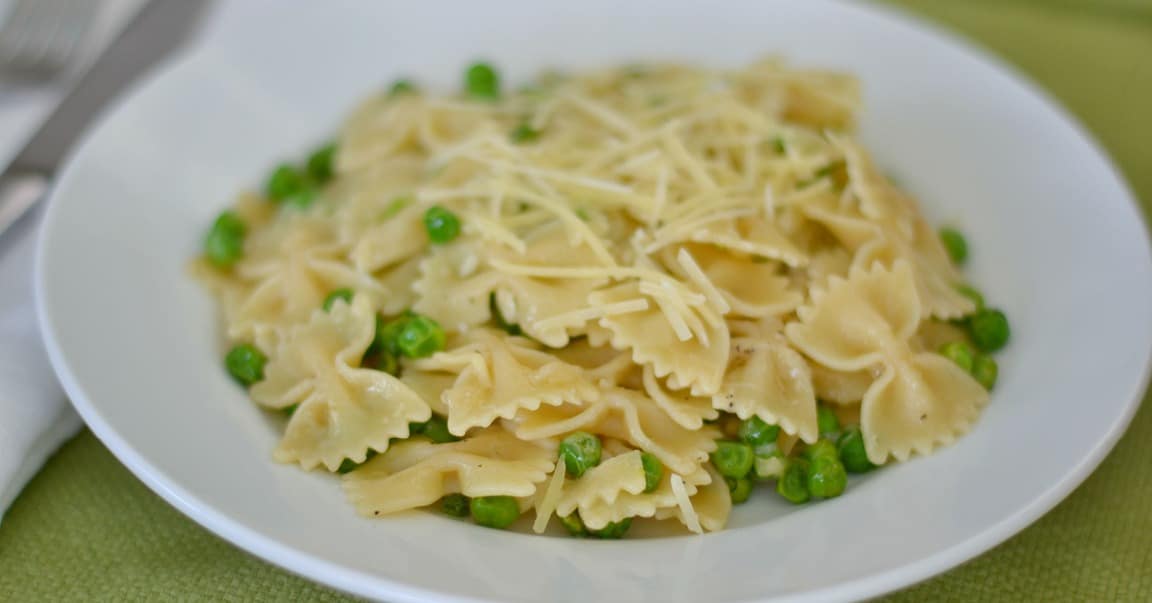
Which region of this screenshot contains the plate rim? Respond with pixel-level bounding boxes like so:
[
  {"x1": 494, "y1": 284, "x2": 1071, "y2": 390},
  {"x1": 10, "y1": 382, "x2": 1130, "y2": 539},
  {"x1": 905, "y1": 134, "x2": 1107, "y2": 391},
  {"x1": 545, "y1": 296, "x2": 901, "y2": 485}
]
[{"x1": 33, "y1": 1, "x2": 1152, "y2": 601}]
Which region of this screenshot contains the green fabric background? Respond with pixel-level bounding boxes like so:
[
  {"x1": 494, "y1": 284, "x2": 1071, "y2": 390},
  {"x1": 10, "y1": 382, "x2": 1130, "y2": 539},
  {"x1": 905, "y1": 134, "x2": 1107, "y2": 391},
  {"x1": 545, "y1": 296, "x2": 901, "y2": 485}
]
[{"x1": 2, "y1": 1, "x2": 1150, "y2": 600}]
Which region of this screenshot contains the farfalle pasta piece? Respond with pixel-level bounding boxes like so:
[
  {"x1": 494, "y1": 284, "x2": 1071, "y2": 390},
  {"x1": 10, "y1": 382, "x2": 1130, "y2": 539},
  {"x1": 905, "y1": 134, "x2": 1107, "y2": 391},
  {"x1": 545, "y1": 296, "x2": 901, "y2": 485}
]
[
  {"x1": 678, "y1": 215, "x2": 807, "y2": 268},
  {"x1": 492, "y1": 276, "x2": 608, "y2": 348},
  {"x1": 573, "y1": 465, "x2": 713, "y2": 531},
  {"x1": 592, "y1": 280, "x2": 730, "y2": 396},
  {"x1": 337, "y1": 93, "x2": 423, "y2": 173},
  {"x1": 785, "y1": 261, "x2": 989, "y2": 463},
  {"x1": 654, "y1": 465, "x2": 731, "y2": 533},
  {"x1": 715, "y1": 326, "x2": 818, "y2": 443},
  {"x1": 835, "y1": 137, "x2": 915, "y2": 233},
  {"x1": 551, "y1": 339, "x2": 638, "y2": 387},
  {"x1": 343, "y1": 428, "x2": 555, "y2": 516},
  {"x1": 642, "y1": 366, "x2": 718, "y2": 430},
  {"x1": 398, "y1": 369, "x2": 456, "y2": 416},
  {"x1": 801, "y1": 247, "x2": 854, "y2": 291},
  {"x1": 412, "y1": 240, "x2": 504, "y2": 332},
  {"x1": 350, "y1": 198, "x2": 429, "y2": 274},
  {"x1": 554, "y1": 451, "x2": 647, "y2": 522},
  {"x1": 800, "y1": 197, "x2": 880, "y2": 252},
  {"x1": 662, "y1": 244, "x2": 802, "y2": 319},
  {"x1": 372, "y1": 254, "x2": 423, "y2": 316},
  {"x1": 862, "y1": 354, "x2": 988, "y2": 463},
  {"x1": 250, "y1": 297, "x2": 431, "y2": 471},
  {"x1": 809, "y1": 362, "x2": 873, "y2": 405},
  {"x1": 854, "y1": 218, "x2": 975, "y2": 320},
  {"x1": 515, "y1": 388, "x2": 718, "y2": 476},
  {"x1": 440, "y1": 330, "x2": 601, "y2": 436},
  {"x1": 786, "y1": 261, "x2": 921, "y2": 371},
  {"x1": 801, "y1": 160, "x2": 974, "y2": 320},
  {"x1": 230, "y1": 216, "x2": 388, "y2": 352},
  {"x1": 734, "y1": 60, "x2": 860, "y2": 130},
  {"x1": 489, "y1": 225, "x2": 612, "y2": 347}
]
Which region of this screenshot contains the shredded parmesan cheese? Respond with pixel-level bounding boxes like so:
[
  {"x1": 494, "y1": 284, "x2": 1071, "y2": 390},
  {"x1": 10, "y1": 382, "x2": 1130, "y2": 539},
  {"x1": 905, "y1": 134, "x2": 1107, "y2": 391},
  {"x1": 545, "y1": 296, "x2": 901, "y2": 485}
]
[
  {"x1": 533, "y1": 461, "x2": 567, "y2": 534},
  {"x1": 676, "y1": 248, "x2": 731, "y2": 316},
  {"x1": 670, "y1": 473, "x2": 703, "y2": 535},
  {"x1": 532, "y1": 298, "x2": 650, "y2": 332}
]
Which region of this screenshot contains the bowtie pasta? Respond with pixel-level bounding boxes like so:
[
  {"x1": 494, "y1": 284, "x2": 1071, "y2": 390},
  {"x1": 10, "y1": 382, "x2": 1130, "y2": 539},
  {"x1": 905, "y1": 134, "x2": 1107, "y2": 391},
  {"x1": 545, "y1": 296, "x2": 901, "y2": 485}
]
[{"x1": 194, "y1": 59, "x2": 1011, "y2": 537}]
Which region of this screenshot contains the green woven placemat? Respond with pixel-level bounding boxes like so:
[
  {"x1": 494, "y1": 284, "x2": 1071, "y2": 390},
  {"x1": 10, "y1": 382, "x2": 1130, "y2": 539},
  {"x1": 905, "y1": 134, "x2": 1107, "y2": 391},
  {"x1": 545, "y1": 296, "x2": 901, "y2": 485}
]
[{"x1": 2, "y1": 1, "x2": 1150, "y2": 601}]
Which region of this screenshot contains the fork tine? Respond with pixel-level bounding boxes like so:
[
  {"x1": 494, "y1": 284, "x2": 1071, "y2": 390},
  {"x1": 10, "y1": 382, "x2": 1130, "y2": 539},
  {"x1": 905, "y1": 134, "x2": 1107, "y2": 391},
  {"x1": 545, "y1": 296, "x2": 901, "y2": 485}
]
[{"x1": 0, "y1": 0, "x2": 103, "y2": 79}]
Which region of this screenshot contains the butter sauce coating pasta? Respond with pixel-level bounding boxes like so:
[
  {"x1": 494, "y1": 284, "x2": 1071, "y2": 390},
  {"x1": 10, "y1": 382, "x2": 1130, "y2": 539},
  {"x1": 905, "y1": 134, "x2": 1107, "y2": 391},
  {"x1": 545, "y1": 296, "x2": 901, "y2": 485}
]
[{"x1": 196, "y1": 59, "x2": 1006, "y2": 536}]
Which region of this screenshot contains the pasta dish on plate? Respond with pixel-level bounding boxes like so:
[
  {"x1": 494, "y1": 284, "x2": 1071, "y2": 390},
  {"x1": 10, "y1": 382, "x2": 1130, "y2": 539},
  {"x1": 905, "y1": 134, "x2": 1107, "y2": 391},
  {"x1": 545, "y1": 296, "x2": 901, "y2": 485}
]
[{"x1": 192, "y1": 59, "x2": 1010, "y2": 537}]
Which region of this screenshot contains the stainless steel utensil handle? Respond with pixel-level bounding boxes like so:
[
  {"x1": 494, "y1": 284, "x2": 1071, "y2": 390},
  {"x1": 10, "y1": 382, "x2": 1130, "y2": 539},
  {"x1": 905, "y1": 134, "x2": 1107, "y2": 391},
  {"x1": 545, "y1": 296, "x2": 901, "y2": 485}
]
[{"x1": 0, "y1": 171, "x2": 49, "y2": 234}]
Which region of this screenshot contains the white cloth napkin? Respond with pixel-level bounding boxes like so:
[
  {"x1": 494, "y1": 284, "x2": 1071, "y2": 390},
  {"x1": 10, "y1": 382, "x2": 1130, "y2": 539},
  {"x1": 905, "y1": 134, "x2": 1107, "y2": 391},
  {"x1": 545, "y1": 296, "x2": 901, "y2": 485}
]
[
  {"x1": 0, "y1": 0, "x2": 149, "y2": 523},
  {"x1": 0, "y1": 210, "x2": 80, "y2": 520}
]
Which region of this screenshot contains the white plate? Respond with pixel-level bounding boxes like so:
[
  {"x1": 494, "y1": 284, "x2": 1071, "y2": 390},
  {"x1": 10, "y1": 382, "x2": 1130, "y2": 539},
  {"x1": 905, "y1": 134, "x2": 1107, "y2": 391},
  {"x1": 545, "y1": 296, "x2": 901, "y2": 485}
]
[{"x1": 35, "y1": 1, "x2": 1152, "y2": 601}]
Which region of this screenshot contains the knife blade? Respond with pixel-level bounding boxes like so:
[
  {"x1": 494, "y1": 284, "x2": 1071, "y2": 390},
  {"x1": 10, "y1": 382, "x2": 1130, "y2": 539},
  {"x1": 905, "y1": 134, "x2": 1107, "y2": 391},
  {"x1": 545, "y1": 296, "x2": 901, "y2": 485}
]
[{"x1": 0, "y1": 0, "x2": 213, "y2": 238}]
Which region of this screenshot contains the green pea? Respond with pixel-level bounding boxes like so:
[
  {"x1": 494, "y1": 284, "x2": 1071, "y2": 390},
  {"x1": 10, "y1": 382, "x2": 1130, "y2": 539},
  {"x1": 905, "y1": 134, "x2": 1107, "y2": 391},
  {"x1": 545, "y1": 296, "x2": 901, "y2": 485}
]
[
  {"x1": 726, "y1": 476, "x2": 753, "y2": 504},
  {"x1": 939, "y1": 340, "x2": 976, "y2": 373},
  {"x1": 807, "y1": 455, "x2": 847, "y2": 499},
  {"x1": 322, "y1": 288, "x2": 354, "y2": 312},
  {"x1": 396, "y1": 314, "x2": 446, "y2": 358},
  {"x1": 489, "y1": 293, "x2": 522, "y2": 335},
  {"x1": 204, "y1": 211, "x2": 246, "y2": 268},
  {"x1": 939, "y1": 227, "x2": 968, "y2": 265},
  {"x1": 510, "y1": 123, "x2": 540, "y2": 144},
  {"x1": 575, "y1": 208, "x2": 590, "y2": 221},
  {"x1": 389, "y1": 79, "x2": 417, "y2": 96},
  {"x1": 424, "y1": 205, "x2": 462, "y2": 244},
  {"x1": 558, "y1": 513, "x2": 587, "y2": 537},
  {"x1": 589, "y1": 518, "x2": 633, "y2": 539},
  {"x1": 836, "y1": 426, "x2": 876, "y2": 474},
  {"x1": 776, "y1": 459, "x2": 810, "y2": 504},
  {"x1": 738, "y1": 416, "x2": 780, "y2": 449},
  {"x1": 281, "y1": 403, "x2": 299, "y2": 417},
  {"x1": 375, "y1": 315, "x2": 409, "y2": 358},
  {"x1": 640, "y1": 452, "x2": 663, "y2": 493},
  {"x1": 225, "y1": 344, "x2": 266, "y2": 387},
  {"x1": 817, "y1": 404, "x2": 841, "y2": 438},
  {"x1": 559, "y1": 431, "x2": 602, "y2": 478},
  {"x1": 470, "y1": 495, "x2": 520, "y2": 529},
  {"x1": 972, "y1": 354, "x2": 999, "y2": 390},
  {"x1": 465, "y1": 62, "x2": 500, "y2": 100},
  {"x1": 772, "y1": 136, "x2": 787, "y2": 155},
  {"x1": 361, "y1": 350, "x2": 398, "y2": 375},
  {"x1": 710, "y1": 441, "x2": 754, "y2": 479},
  {"x1": 420, "y1": 415, "x2": 460, "y2": 443},
  {"x1": 803, "y1": 439, "x2": 839, "y2": 462},
  {"x1": 306, "y1": 142, "x2": 337, "y2": 183},
  {"x1": 265, "y1": 163, "x2": 309, "y2": 203},
  {"x1": 337, "y1": 450, "x2": 378, "y2": 475},
  {"x1": 955, "y1": 283, "x2": 985, "y2": 311},
  {"x1": 441, "y1": 493, "x2": 470, "y2": 517},
  {"x1": 283, "y1": 187, "x2": 319, "y2": 209},
  {"x1": 968, "y1": 309, "x2": 1010, "y2": 352}
]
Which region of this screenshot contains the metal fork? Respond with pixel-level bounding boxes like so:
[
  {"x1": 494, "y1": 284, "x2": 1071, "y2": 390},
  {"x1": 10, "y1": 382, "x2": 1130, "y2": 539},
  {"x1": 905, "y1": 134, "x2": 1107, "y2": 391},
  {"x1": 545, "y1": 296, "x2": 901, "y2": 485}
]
[{"x1": 0, "y1": 0, "x2": 104, "y2": 80}]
